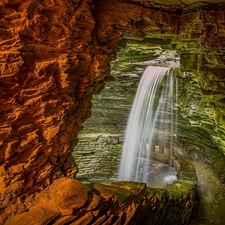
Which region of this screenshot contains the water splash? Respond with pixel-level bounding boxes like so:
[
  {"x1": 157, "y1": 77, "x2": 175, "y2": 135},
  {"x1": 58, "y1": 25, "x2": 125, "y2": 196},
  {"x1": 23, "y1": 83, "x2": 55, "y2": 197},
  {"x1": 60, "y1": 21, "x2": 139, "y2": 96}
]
[{"x1": 118, "y1": 66, "x2": 175, "y2": 183}]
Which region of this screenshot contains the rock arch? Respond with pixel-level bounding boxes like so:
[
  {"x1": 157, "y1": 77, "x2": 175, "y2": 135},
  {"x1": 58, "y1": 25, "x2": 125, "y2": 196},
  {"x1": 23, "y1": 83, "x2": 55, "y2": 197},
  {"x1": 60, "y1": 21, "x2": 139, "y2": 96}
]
[{"x1": 1, "y1": 0, "x2": 225, "y2": 223}]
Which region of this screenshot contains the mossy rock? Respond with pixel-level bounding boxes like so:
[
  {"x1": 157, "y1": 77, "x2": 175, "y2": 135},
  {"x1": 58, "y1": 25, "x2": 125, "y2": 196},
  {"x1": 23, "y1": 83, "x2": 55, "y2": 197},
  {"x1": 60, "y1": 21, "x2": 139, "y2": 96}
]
[{"x1": 166, "y1": 180, "x2": 196, "y2": 197}]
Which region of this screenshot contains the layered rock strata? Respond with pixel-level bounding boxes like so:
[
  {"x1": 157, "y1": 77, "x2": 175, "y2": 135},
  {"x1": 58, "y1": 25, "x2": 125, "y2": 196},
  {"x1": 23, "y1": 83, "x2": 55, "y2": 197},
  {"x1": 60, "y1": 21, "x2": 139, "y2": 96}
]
[
  {"x1": 0, "y1": 0, "x2": 225, "y2": 224},
  {"x1": 0, "y1": 0, "x2": 97, "y2": 219}
]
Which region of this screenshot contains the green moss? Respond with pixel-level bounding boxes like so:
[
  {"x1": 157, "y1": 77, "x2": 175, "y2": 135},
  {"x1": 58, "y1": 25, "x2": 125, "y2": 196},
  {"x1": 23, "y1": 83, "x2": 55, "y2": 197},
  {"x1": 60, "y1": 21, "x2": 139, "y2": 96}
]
[
  {"x1": 110, "y1": 181, "x2": 146, "y2": 192},
  {"x1": 166, "y1": 180, "x2": 196, "y2": 197},
  {"x1": 146, "y1": 187, "x2": 167, "y2": 196}
]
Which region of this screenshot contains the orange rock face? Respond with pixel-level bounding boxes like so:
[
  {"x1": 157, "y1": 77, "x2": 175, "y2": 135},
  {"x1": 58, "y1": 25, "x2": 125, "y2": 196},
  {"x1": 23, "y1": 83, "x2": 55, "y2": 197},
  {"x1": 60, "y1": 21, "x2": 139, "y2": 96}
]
[
  {"x1": 0, "y1": 0, "x2": 225, "y2": 224},
  {"x1": 3, "y1": 178, "x2": 197, "y2": 225},
  {"x1": 0, "y1": 0, "x2": 97, "y2": 219}
]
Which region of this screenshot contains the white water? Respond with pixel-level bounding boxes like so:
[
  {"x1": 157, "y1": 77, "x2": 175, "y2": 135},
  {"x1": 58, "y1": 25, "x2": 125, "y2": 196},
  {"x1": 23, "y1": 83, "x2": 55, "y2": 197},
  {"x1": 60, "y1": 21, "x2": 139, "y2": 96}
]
[{"x1": 118, "y1": 66, "x2": 175, "y2": 183}]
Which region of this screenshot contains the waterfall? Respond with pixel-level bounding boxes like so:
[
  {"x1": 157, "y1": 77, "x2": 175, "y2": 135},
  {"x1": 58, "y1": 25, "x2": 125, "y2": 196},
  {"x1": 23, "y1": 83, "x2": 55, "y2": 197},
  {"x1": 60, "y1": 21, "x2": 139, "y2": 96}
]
[{"x1": 118, "y1": 65, "x2": 175, "y2": 184}]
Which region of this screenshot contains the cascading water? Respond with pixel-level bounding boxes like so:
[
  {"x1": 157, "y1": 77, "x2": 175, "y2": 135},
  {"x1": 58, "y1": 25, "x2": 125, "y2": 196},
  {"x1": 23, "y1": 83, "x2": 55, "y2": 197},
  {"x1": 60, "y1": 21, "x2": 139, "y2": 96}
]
[{"x1": 118, "y1": 65, "x2": 176, "y2": 185}]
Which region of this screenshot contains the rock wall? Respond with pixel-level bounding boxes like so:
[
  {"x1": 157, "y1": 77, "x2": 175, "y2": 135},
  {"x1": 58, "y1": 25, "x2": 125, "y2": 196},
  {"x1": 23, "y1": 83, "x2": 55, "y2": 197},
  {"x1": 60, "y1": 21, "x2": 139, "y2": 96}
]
[
  {"x1": 73, "y1": 134, "x2": 122, "y2": 182},
  {"x1": 0, "y1": 0, "x2": 97, "y2": 218},
  {"x1": 177, "y1": 9, "x2": 225, "y2": 182},
  {"x1": 1, "y1": 0, "x2": 225, "y2": 223}
]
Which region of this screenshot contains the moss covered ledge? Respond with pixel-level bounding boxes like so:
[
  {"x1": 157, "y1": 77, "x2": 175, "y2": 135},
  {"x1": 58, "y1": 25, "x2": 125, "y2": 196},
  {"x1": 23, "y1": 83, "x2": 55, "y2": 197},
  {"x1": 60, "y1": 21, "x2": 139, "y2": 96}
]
[{"x1": 84, "y1": 147, "x2": 197, "y2": 225}]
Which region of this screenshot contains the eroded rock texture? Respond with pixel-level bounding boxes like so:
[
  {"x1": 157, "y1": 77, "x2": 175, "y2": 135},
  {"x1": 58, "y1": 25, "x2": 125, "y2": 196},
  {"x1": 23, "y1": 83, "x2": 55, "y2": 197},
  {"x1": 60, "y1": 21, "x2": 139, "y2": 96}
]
[
  {"x1": 178, "y1": 9, "x2": 225, "y2": 183},
  {"x1": 0, "y1": 0, "x2": 179, "y2": 219},
  {"x1": 4, "y1": 178, "x2": 196, "y2": 225},
  {"x1": 0, "y1": 0, "x2": 98, "y2": 220},
  {"x1": 0, "y1": 0, "x2": 225, "y2": 224}
]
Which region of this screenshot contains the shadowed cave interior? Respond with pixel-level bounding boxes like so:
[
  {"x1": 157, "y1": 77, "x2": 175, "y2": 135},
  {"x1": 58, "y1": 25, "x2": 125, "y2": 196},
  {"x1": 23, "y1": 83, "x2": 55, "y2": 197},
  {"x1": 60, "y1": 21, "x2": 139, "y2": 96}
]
[{"x1": 1, "y1": 0, "x2": 225, "y2": 225}]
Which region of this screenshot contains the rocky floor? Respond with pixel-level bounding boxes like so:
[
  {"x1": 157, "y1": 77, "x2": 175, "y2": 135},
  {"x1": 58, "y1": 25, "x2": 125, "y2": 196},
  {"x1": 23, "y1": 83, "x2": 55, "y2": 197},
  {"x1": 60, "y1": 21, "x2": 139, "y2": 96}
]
[{"x1": 191, "y1": 158, "x2": 225, "y2": 225}]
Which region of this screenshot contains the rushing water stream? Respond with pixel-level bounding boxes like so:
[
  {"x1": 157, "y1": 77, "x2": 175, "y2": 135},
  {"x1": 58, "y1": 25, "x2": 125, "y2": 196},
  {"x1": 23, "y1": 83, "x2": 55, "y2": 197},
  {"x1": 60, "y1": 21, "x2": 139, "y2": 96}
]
[{"x1": 118, "y1": 66, "x2": 176, "y2": 185}]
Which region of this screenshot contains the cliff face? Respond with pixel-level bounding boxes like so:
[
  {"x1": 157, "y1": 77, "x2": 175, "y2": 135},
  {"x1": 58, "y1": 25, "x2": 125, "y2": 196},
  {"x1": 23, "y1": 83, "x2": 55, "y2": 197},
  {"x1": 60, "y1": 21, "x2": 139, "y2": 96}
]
[
  {"x1": 0, "y1": 0, "x2": 97, "y2": 217},
  {"x1": 1, "y1": 0, "x2": 225, "y2": 223}
]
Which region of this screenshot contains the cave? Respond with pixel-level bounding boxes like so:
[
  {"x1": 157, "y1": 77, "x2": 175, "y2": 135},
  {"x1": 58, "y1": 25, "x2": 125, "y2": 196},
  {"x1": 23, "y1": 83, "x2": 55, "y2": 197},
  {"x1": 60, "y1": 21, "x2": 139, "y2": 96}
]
[{"x1": 1, "y1": 0, "x2": 225, "y2": 224}]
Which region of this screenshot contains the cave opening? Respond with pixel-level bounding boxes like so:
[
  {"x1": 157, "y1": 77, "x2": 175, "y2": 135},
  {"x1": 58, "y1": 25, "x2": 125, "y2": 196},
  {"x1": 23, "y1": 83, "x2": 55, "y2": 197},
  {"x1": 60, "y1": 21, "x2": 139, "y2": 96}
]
[
  {"x1": 73, "y1": 38, "x2": 179, "y2": 183},
  {"x1": 73, "y1": 38, "x2": 183, "y2": 187},
  {"x1": 72, "y1": 37, "x2": 225, "y2": 224}
]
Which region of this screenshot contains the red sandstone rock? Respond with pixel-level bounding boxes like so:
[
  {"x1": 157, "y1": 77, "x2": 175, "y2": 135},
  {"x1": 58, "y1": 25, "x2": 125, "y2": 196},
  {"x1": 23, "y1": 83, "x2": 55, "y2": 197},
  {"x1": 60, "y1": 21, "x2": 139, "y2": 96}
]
[
  {"x1": 50, "y1": 178, "x2": 93, "y2": 215},
  {"x1": 5, "y1": 206, "x2": 60, "y2": 225}
]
